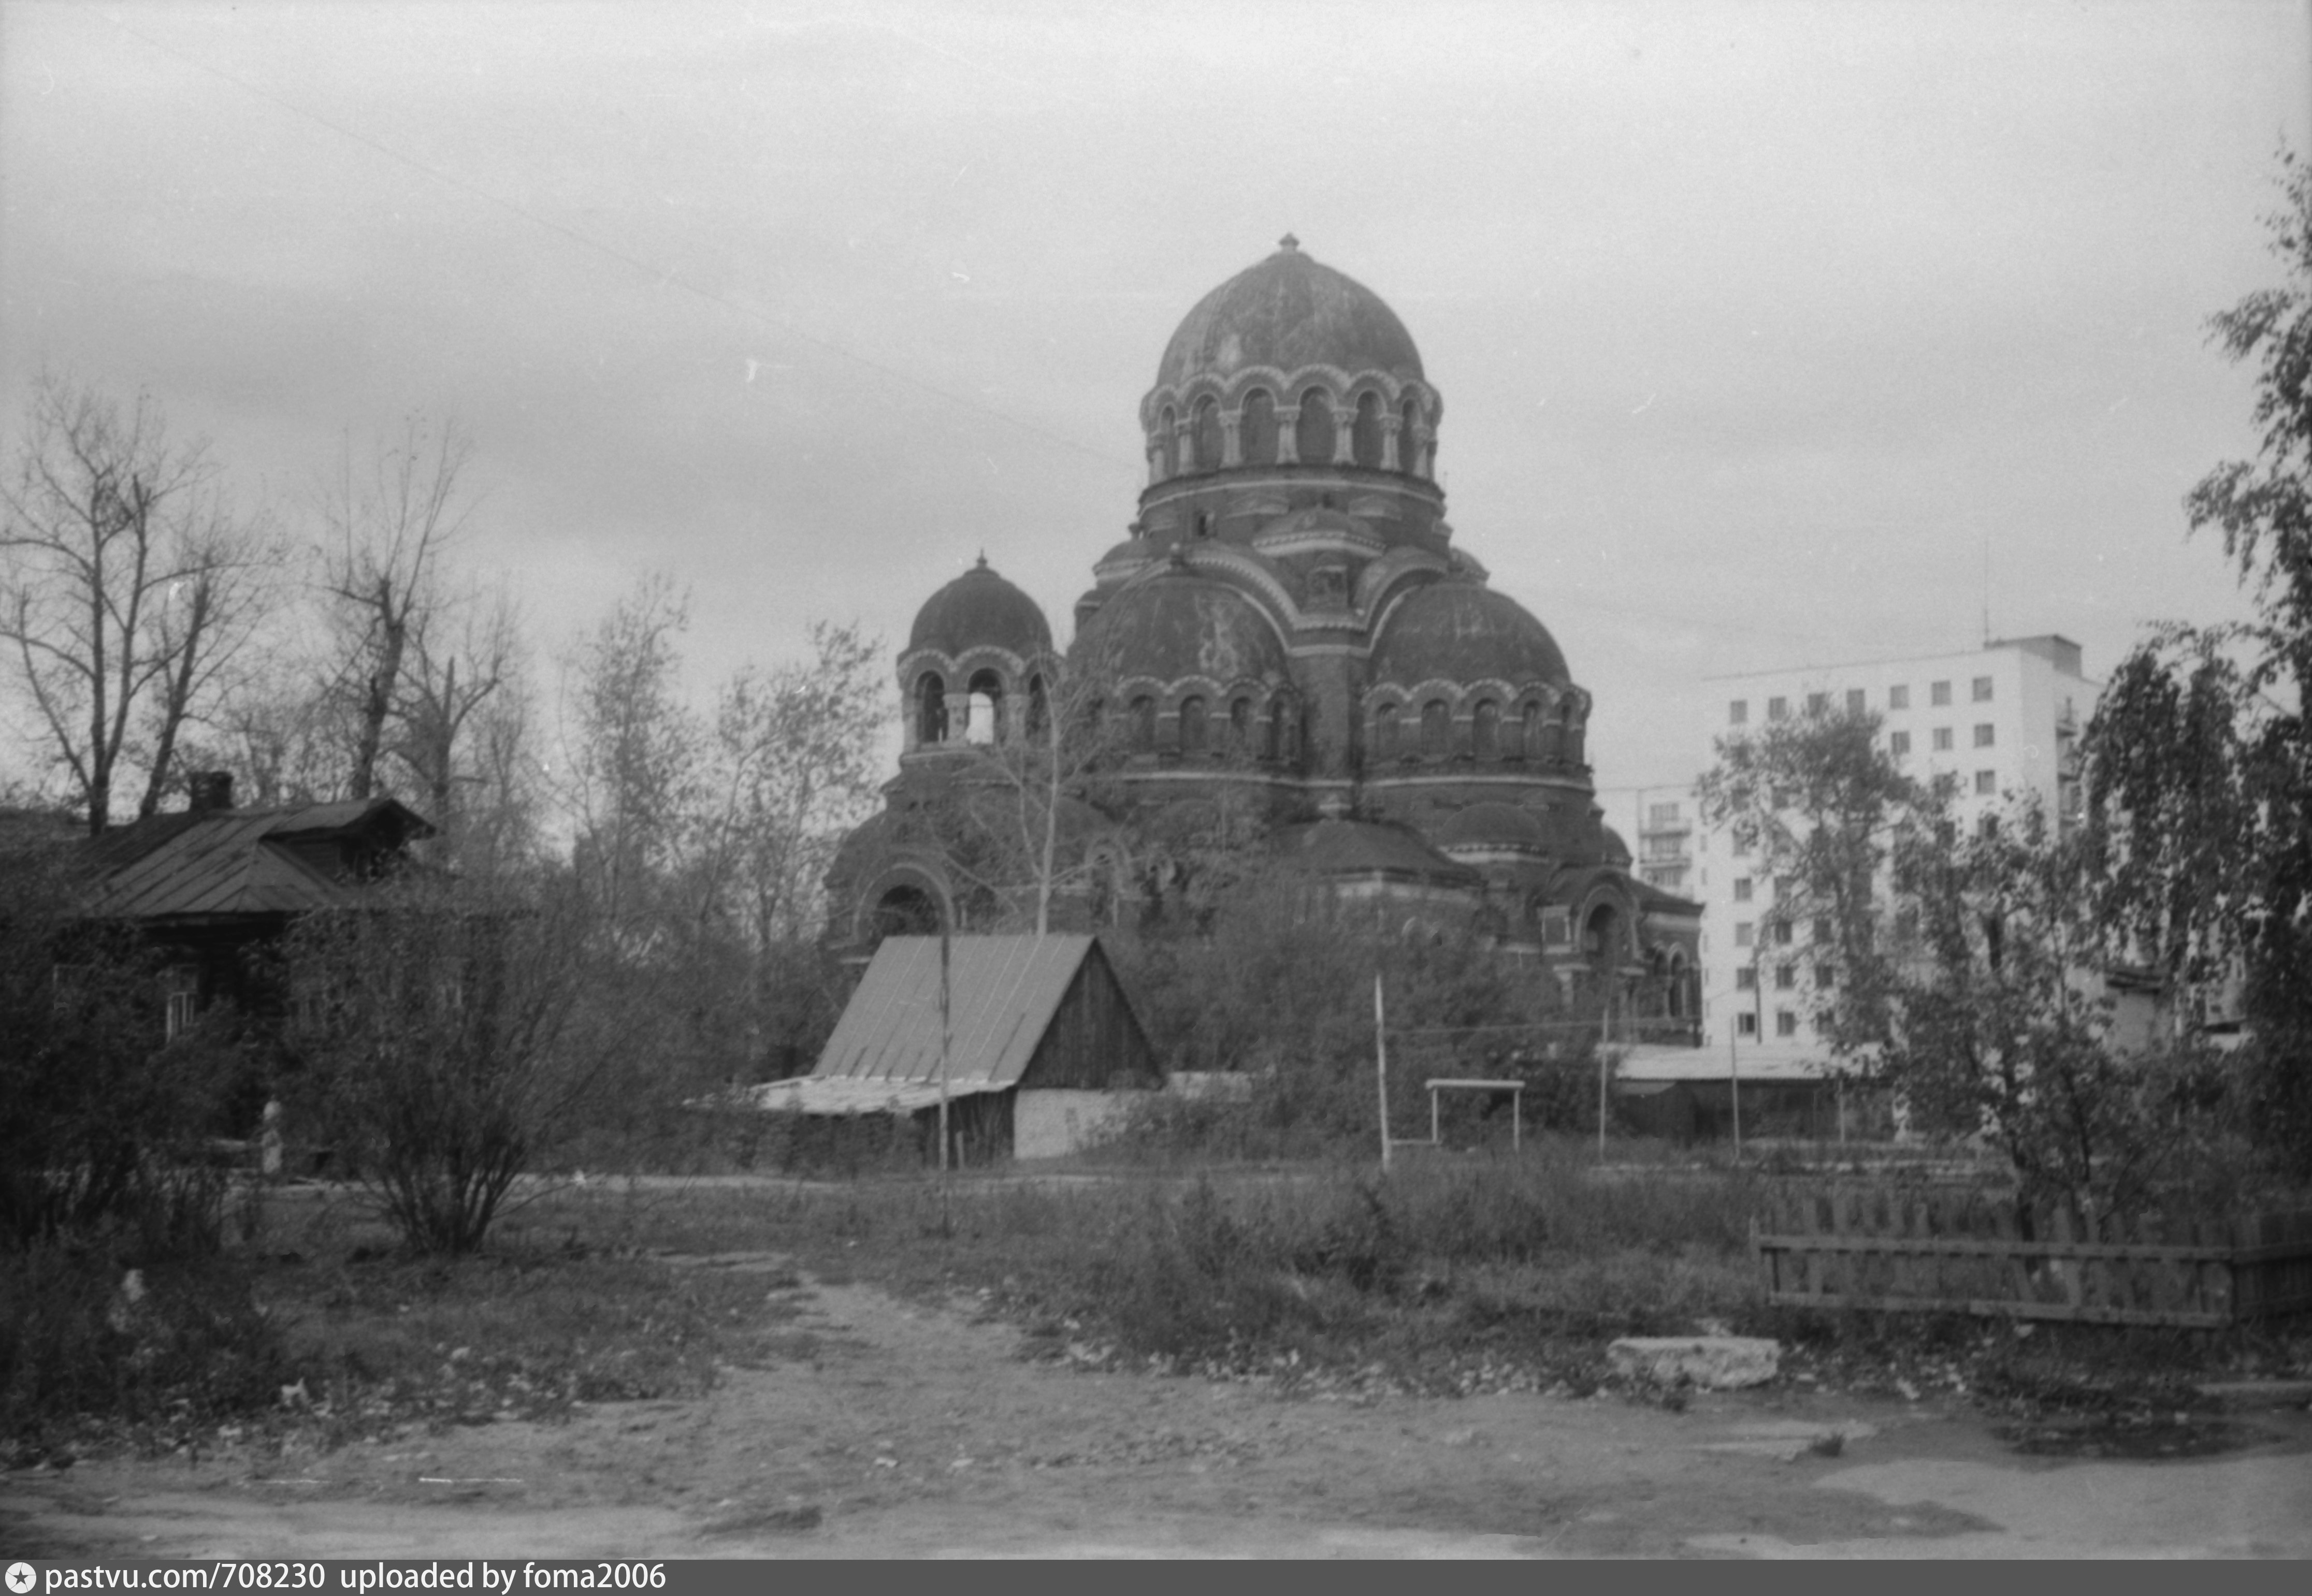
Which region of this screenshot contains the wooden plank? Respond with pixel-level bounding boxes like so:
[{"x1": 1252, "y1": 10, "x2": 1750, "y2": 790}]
[
  {"x1": 1756, "y1": 1289, "x2": 2230, "y2": 1329},
  {"x1": 1743, "y1": 1233, "x2": 2235, "y2": 1264}
]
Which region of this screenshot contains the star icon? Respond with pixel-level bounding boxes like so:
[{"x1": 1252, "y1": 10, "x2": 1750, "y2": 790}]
[{"x1": 7, "y1": 1561, "x2": 38, "y2": 1594}]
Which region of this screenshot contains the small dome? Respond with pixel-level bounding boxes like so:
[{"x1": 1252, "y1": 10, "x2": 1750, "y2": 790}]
[
  {"x1": 1601, "y1": 826, "x2": 1633, "y2": 867},
  {"x1": 1436, "y1": 802, "x2": 1548, "y2": 853},
  {"x1": 1157, "y1": 239, "x2": 1423, "y2": 390},
  {"x1": 1370, "y1": 582, "x2": 1571, "y2": 690},
  {"x1": 1093, "y1": 538, "x2": 1155, "y2": 583},
  {"x1": 907, "y1": 557, "x2": 1051, "y2": 659},
  {"x1": 1074, "y1": 572, "x2": 1288, "y2": 686}
]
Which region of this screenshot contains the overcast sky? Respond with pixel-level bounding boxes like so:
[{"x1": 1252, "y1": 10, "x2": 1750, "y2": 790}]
[{"x1": 3, "y1": 0, "x2": 2307, "y2": 821}]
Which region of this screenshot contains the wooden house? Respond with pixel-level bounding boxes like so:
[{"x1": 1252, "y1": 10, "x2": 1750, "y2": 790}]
[{"x1": 750, "y1": 933, "x2": 1162, "y2": 1162}]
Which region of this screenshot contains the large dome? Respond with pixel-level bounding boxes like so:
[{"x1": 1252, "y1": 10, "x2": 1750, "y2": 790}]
[
  {"x1": 907, "y1": 557, "x2": 1051, "y2": 659},
  {"x1": 1157, "y1": 238, "x2": 1423, "y2": 389},
  {"x1": 1370, "y1": 582, "x2": 1571, "y2": 689},
  {"x1": 1074, "y1": 571, "x2": 1289, "y2": 686}
]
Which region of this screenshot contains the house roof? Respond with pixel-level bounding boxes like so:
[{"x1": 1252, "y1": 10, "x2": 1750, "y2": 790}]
[
  {"x1": 79, "y1": 797, "x2": 433, "y2": 921},
  {"x1": 810, "y1": 934, "x2": 1121, "y2": 1088}
]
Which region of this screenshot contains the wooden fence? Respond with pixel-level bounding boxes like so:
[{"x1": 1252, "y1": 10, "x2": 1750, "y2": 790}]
[{"x1": 1752, "y1": 1187, "x2": 2312, "y2": 1328}]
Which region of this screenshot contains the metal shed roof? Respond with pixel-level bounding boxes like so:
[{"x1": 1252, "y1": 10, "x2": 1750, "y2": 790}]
[
  {"x1": 811, "y1": 934, "x2": 1106, "y2": 1088},
  {"x1": 80, "y1": 798, "x2": 431, "y2": 920}
]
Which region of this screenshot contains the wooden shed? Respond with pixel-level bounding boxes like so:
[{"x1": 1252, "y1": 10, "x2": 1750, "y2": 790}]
[{"x1": 750, "y1": 934, "x2": 1161, "y2": 1162}]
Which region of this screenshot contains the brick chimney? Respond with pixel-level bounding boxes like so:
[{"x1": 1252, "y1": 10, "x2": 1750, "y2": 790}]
[{"x1": 188, "y1": 771, "x2": 235, "y2": 814}]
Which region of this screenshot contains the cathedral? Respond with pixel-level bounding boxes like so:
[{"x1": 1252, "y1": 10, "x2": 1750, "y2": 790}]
[{"x1": 825, "y1": 238, "x2": 1701, "y2": 1034}]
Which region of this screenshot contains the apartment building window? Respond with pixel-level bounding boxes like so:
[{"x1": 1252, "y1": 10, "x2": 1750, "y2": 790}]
[
  {"x1": 1816, "y1": 963, "x2": 1836, "y2": 989},
  {"x1": 1775, "y1": 963, "x2": 1796, "y2": 989},
  {"x1": 1974, "y1": 723, "x2": 1995, "y2": 748},
  {"x1": 1649, "y1": 801, "x2": 1681, "y2": 826},
  {"x1": 1973, "y1": 676, "x2": 1994, "y2": 703},
  {"x1": 1889, "y1": 730, "x2": 1911, "y2": 757},
  {"x1": 1729, "y1": 699, "x2": 1748, "y2": 726},
  {"x1": 1975, "y1": 770, "x2": 1996, "y2": 794},
  {"x1": 1931, "y1": 680, "x2": 1952, "y2": 706},
  {"x1": 1775, "y1": 1011, "x2": 1798, "y2": 1038},
  {"x1": 1933, "y1": 727, "x2": 1954, "y2": 751},
  {"x1": 1889, "y1": 684, "x2": 1910, "y2": 710},
  {"x1": 1767, "y1": 696, "x2": 1788, "y2": 721},
  {"x1": 1812, "y1": 916, "x2": 1832, "y2": 944},
  {"x1": 1732, "y1": 876, "x2": 1752, "y2": 902},
  {"x1": 1773, "y1": 920, "x2": 1794, "y2": 946},
  {"x1": 1735, "y1": 921, "x2": 1754, "y2": 947},
  {"x1": 1736, "y1": 966, "x2": 1757, "y2": 990},
  {"x1": 1807, "y1": 692, "x2": 1828, "y2": 715},
  {"x1": 1738, "y1": 1012, "x2": 1759, "y2": 1038},
  {"x1": 1846, "y1": 689, "x2": 1866, "y2": 714}
]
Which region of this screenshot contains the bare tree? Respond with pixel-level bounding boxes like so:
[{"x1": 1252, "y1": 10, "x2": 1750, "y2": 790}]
[
  {"x1": 315, "y1": 418, "x2": 475, "y2": 802},
  {"x1": 0, "y1": 375, "x2": 275, "y2": 833}
]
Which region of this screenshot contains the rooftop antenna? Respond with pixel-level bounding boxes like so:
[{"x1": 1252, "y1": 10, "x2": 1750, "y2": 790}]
[{"x1": 1981, "y1": 535, "x2": 1991, "y2": 649}]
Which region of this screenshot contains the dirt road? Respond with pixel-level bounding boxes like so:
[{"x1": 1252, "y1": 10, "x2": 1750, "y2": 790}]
[{"x1": 7, "y1": 1263, "x2": 2308, "y2": 1559}]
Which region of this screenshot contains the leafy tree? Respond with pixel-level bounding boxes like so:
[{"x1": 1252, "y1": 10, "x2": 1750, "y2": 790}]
[
  {"x1": 1, "y1": 375, "x2": 277, "y2": 832},
  {"x1": 2086, "y1": 150, "x2": 2312, "y2": 1182},
  {"x1": 1882, "y1": 800, "x2": 2227, "y2": 1211},
  {"x1": 1694, "y1": 701, "x2": 1918, "y2": 1053}
]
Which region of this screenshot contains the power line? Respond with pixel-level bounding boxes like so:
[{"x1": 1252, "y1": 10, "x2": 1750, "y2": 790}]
[{"x1": 97, "y1": 10, "x2": 1137, "y2": 474}]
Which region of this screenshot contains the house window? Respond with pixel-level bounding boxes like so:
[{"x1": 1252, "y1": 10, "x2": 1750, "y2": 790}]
[
  {"x1": 1888, "y1": 684, "x2": 1910, "y2": 710},
  {"x1": 1931, "y1": 680, "x2": 1952, "y2": 706},
  {"x1": 1733, "y1": 877, "x2": 1752, "y2": 902},
  {"x1": 1974, "y1": 723, "x2": 1995, "y2": 748},
  {"x1": 165, "y1": 988, "x2": 197, "y2": 1042},
  {"x1": 1807, "y1": 692, "x2": 1828, "y2": 716},
  {"x1": 1775, "y1": 963, "x2": 1796, "y2": 990},
  {"x1": 1767, "y1": 696, "x2": 1788, "y2": 721},
  {"x1": 1889, "y1": 731, "x2": 1911, "y2": 757},
  {"x1": 1846, "y1": 689, "x2": 1866, "y2": 714},
  {"x1": 1933, "y1": 727, "x2": 1954, "y2": 751},
  {"x1": 1736, "y1": 966, "x2": 1757, "y2": 990},
  {"x1": 1775, "y1": 1011, "x2": 1798, "y2": 1038},
  {"x1": 1734, "y1": 921, "x2": 1754, "y2": 947},
  {"x1": 1973, "y1": 676, "x2": 1994, "y2": 703},
  {"x1": 1737, "y1": 1012, "x2": 1759, "y2": 1038},
  {"x1": 1729, "y1": 699, "x2": 1749, "y2": 726},
  {"x1": 1975, "y1": 770, "x2": 1997, "y2": 795}
]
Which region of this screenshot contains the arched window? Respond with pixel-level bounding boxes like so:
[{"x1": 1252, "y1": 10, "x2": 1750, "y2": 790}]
[
  {"x1": 1193, "y1": 397, "x2": 1222, "y2": 475},
  {"x1": 1519, "y1": 700, "x2": 1542, "y2": 761},
  {"x1": 917, "y1": 672, "x2": 948, "y2": 745},
  {"x1": 1159, "y1": 406, "x2": 1178, "y2": 477},
  {"x1": 1229, "y1": 695, "x2": 1252, "y2": 751},
  {"x1": 964, "y1": 668, "x2": 1003, "y2": 745},
  {"x1": 1131, "y1": 695, "x2": 1157, "y2": 753},
  {"x1": 1561, "y1": 702, "x2": 1583, "y2": 766},
  {"x1": 873, "y1": 884, "x2": 941, "y2": 940},
  {"x1": 1178, "y1": 695, "x2": 1208, "y2": 755},
  {"x1": 1239, "y1": 390, "x2": 1277, "y2": 466},
  {"x1": 1471, "y1": 700, "x2": 1500, "y2": 761},
  {"x1": 1420, "y1": 699, "x2": 1451, "y2": 760},
  {"x1": 1265, "y1": 698, "x2": 1286, "y2": 761},
  {"x1": 1295, "y1": 387, "x2": 1334, "y2": 467},
  {"x1": 1400, "y1": 396, "x2": 1423, "y2": 475},
  {"x1": 1372, "y1": 703, "x2": 1400, "y2": 762},
  {"x1": 1025, "y1": 674, "x2": 1049, "y2": 745},
  {"x1": 1584, "y1": 903, "x2": 1621, "y2": 964},
  {"x1": 1351, "y1": 391, "x2": 1383, "y2": 468}
]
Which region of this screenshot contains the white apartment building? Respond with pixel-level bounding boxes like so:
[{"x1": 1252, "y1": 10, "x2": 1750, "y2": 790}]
[{"x1": 1693, "y1": 634, "x2": 2097, "y2": 1051}]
